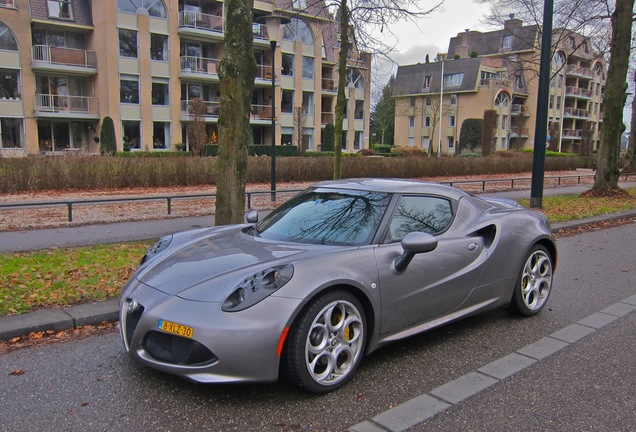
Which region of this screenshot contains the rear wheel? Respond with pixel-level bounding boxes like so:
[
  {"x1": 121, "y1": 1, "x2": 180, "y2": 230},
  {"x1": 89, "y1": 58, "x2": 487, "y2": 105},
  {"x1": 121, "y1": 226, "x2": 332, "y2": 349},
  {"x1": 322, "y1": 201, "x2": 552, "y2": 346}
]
[
  {"x1": 509, "y1": 245, "x2": 553, "y2": 316},
  {"x1": 282, "y1": 290, "x2": 366, "y2": 394}
]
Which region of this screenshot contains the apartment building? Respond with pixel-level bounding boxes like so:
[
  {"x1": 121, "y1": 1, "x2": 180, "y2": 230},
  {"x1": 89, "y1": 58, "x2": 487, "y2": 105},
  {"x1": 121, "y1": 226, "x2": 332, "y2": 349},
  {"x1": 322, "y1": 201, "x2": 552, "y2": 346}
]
[
  {"x1": 393, "y1": 18, "x2": 606, "y2": 155},
  {"x1": 0, "y1": 0, "x2": 371, "y2": 156}
]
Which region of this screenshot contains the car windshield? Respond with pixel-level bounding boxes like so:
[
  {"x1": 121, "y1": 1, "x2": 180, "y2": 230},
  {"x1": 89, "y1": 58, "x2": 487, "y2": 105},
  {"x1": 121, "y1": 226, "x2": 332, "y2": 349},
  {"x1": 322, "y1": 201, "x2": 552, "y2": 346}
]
[{"x1": 256, "y1": 188, "x2": 391, "y2": 246}]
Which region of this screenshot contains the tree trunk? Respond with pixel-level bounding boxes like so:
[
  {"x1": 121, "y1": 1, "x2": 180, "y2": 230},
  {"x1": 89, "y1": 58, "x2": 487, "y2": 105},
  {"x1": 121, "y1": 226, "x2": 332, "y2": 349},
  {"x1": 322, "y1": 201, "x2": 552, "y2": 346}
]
[
  {"x1": 333, "y1": 0, "x2": 349, "y2": 180},
  {"x1": 592, "y1": 0, "x2": 634, "y2": 191},
  {"x1": 215, "y1": 0, "x2": 257, "y2": 225}
]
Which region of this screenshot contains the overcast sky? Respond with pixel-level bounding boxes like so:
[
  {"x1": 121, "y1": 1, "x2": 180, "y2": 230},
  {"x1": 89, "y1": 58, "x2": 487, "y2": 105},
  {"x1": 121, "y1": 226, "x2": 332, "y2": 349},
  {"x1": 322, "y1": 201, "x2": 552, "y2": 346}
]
[{"x1": 372, "y1": 0, "x2": 492, "y2": 86}]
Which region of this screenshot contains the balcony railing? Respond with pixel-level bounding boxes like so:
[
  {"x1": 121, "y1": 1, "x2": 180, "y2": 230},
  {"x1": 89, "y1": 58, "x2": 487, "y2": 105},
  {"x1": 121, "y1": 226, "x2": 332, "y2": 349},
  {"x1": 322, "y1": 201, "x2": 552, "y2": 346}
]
[
  {"x1": 251, "y1": 104, "x2": 272, "y2": 120},
  {"x1": 510, "y1": 127, "x2": 529, "y2": 137},
  {"x1": 181, "y1": 100, "x2": 221, "y2": 117},
  {"x1": 511, "y1": 104, "x2": 530, "y2": 116},
  {"x1": 321, "y1": 78, "x2": 337, "y2": 92},
  {"x1": 32, "y1": 45, "x2": 97, "y2": 68},
  {"x1": 562, "y1": 129, "x2": 582, "y2": 138},
  {"x1": 566, "y1": 64, "x2": 593, "y2": 78},
  {"x1": 564, "y1": 107, "x2": 590, "y2": 118},
  {"x1": 565, "y1": 86, "x2": 593, "y2": 98},
  {"x1": 321, "y1": 112, "x2": 334, "y2": 124},
  {"x1": 178, "y1": 10, "x2": 224, "y2": 33},
  {"x1": 180, "y1": 56, "x2": 220, "y2": 75},
  {"x1": 35, "y1": 94, "x2": 98, "y2": 114}
]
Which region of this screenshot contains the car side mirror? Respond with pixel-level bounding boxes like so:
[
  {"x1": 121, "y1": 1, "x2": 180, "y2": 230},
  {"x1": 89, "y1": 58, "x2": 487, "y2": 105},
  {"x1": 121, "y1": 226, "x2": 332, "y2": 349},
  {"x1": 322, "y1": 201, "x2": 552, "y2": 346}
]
[
  {"x1": 245, "y1": 210, "x2": 259, "y2": 224},
  {"x1": 394, "y1": 232, "x2": 438, "y2": 272}
]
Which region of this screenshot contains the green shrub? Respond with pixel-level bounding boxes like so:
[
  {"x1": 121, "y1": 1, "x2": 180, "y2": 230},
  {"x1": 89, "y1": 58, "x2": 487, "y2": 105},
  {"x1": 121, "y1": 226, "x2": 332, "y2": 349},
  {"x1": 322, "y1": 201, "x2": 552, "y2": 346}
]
[{"x1": 100, "y1": 117, "x2": 117, "y2": 156}]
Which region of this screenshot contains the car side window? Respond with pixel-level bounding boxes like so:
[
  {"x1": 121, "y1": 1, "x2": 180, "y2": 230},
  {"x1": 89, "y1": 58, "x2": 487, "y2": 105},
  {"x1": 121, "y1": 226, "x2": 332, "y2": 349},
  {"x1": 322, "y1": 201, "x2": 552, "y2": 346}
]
[{"x1": 386, "y1": 196, "x2": 453, "y2": 242}]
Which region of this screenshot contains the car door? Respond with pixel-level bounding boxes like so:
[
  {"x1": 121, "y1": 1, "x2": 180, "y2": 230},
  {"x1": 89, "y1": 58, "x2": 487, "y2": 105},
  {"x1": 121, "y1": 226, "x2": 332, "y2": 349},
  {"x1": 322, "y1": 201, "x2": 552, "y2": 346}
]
[{"x1": 375, "y1": 195, "x2": 489, "y2": 335}]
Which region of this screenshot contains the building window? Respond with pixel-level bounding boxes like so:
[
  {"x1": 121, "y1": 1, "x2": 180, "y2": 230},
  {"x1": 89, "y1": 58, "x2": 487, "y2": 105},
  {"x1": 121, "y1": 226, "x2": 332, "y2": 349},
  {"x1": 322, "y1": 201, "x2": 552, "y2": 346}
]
[
  {"x1": 448, "y1": 115, "x2": 456, "y2": 127},
  {"x1": 281, "y1": 89, "x2": 294, "y2": 113},
  {"x1": 502, "y1": 35, "x2": 512, "y2": 49},
  {"x1": 302, "y1": 56, "x2": 314, "y2": 79},
  {"x1": 0, "y1": 69, "x2": 20, "y2": 100},
  {"x1": 303, "y1": 128, "x2": 314, "y2": 150},
  {"x1": 283, "y1": 18, "x2": 313, "y2": 45},
  {"x1": 122, "y1": 121, "x2": 141, "y2": 150},
  {"x1": 346, "y1": 69, "x2": 365, "y2": 89},
  {"x1": 302, "y1": 92, "x2": 314, "y2": 115},
  {"x1": 549, "y1": 95, "x2": 554, "y2": 109},
  {"x1": 569, "y1": 36, "x2": 576, "y2": 49},
  {"x1": 447, "y1": 137, "x2": 454, "y2": 149},
  {"x1": 424, "y1": 116, "x2": 431, "y2": 127},
  {"x1": 151, "y1": 34, "x2": 168, "y2": 61},
  {"x1": 281, "y1": 53, "x2": 294, "y2": 76},
  {"x1": 0, "y1": 1, "x2": 16, "y2": 8},
  {"x1": 118, "y1": 0, "x2": 167, "y2": 18},
  {"x1": 0, "y1": 118, "x2": 22, "y2": 148},
  {"x1": 450, "y1": 94, "x2": 457, "y2": 105},
  {"x1": 47, "y1": 0, "x2": 73, "y2": 19},
  {"x1": 408, "y1": 137, "x2": 415, "y2": 147},
  {"x1": 354, "y1": 131, "x2": 363, "y2": 150},
  {"x1": 153, "y1": 122, "x2": 169, "y2": 149},
  {"x1": 425, "y1": 97, "x2": 431, "y2": 106},
  {"x1": 354, "y1": 100, "x2": 364, "y2": 120},
  {"x1": 120, "y1": 76, "x2": 139, "y2": 103},
  {"x1": 291, "y1": 0, "x2": 306, "y2": 10},
  {"x1": 502, "y1": 115, "x2": 508, "y2": 129},
  {"x1": 495, "y1": 92, "x2": 509, "y2": 107},
  {"x1": 408, "y1": 116, "x2": 415, "y2": 128},
  {"x1": 152, "y1": 81, "x2": 169, "y2": 105},
  {"x1": 556, "y1": 96, "x2": 561, "y2": 110},
  {"x1": 281, "y1": 127, "x2": 293, "y2": 146},
  {"x1": 0, "y1": 23, "x2": 18, "y2": 51},
  {"x1": 443, "y1": 73, "x2": 464, "y2": 88},
  {"x1": 410, "y1": 97, "x2": 416, "y2": 107},
  {"x1": 119, "y1": 29, "x2": 138, "y2": 58},
  {"x1": 342, "y1": 131, "x2": 347, "y2": 149},
  {"x1": 500, "y1": 136, "x2": 507, "y2": 150},
  {"x1": 423, "y1": 76, "x2": 431, "y2": 89}
]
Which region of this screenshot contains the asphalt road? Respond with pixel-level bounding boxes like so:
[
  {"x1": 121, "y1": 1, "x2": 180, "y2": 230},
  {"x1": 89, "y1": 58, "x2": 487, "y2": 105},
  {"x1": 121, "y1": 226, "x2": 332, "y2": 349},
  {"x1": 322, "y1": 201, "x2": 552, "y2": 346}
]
[{"x1": 1, "y1": 223, "x2": 634, "y2": 431}]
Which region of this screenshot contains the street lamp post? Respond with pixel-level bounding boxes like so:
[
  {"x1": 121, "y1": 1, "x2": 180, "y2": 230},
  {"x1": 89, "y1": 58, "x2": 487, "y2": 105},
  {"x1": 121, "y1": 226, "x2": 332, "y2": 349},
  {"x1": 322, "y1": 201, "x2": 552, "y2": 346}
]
[{"x1": 257, "y1": 15, "x2": 290, "y2": 202}]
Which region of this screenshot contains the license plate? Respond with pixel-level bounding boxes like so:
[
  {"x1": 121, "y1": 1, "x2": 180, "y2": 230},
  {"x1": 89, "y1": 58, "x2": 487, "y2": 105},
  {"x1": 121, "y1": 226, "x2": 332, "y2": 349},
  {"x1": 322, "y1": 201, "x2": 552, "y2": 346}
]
[{"x1": 158, "y1": 319, "x2": 194, "y2": 338}]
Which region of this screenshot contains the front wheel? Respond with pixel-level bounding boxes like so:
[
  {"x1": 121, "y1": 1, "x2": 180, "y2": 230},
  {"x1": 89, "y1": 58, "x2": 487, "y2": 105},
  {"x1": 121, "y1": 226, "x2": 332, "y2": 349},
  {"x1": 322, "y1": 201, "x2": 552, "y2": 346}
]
[
  {"x1": 282, "y1": 290, "x2": 366, "y2": 394},
  {"x1": 509, "y1": 245, "x2": 554, "y2": 316}
]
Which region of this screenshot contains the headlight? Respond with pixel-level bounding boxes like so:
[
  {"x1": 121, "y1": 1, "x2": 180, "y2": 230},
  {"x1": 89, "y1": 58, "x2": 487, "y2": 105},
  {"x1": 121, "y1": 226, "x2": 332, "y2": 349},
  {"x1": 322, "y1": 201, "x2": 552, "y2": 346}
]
[
  {"x1": 140, "y1": 235, "x2": 173, "y2": 265},
  {"x1": 222, "y1": 264, "x2": 294, "y2": 312}
]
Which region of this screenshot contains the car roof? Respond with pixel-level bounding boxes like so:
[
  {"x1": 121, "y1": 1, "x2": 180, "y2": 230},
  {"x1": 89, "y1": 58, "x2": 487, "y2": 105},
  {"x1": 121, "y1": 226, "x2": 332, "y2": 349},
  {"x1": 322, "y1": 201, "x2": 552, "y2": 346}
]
[{"x1": 310, "y1": 178, "x2": 470, "y2": 200}]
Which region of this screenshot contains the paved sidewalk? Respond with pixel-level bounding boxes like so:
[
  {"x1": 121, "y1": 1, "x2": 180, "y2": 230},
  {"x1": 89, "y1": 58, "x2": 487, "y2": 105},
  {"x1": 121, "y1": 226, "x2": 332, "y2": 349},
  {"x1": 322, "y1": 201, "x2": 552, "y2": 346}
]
[{"x1": 1, "y1": 182, "x2": 635, "y2": 341}]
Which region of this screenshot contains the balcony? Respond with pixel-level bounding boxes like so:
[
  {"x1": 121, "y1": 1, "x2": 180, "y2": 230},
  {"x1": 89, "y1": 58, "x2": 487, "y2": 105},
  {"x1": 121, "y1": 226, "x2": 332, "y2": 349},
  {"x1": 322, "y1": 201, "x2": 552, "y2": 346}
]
[
  {"x1": 511, "y1": 104, "x2": 530, "y2": 116},
  {"x1": 565, "y1": 86, "x2": 593, "y2": 99},
  {"x1": 510, "y1": 127, "x2": 529, "y2": 138},
  {"x1": 180, "y1": 100, "x2": 221, "y2": 119},
  {"x1": 321, "y1": 78, "x2": 337, "y2": 94},
  {"x1": 32, "y1": 46, "x2": 97, "y2": 74},
  {"x1": 179, "y1": 56, "x2": 220, "y2": 77},
  {"x1": 562, "y1": 129, "x2": 582, "y2": 139},
  {"x1": 178, "y1": 10, "x2": 224, "y2": 36},
  {"x1": 566, "y1": 64, "x2": 593, "y2": 78},
  {"x1": 34, "y1": 94, "x2": 99, "y2": 118},
  {"x1": 321, "y1": 112, "x2": 334, "y2": 124},
  {"x1": 563, "y1": 107, "x2": 590, "y2": 119}
]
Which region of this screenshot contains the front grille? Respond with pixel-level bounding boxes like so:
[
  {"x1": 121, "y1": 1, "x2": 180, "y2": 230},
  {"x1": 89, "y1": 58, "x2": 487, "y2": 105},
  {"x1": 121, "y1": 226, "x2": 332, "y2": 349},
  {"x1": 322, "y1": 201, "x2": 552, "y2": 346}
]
[
  {"x1": 125, "y1": 303, "x2": 145, "y2": 346},
  {"x1": 144, "y1": 331, "x2": 217, "y2": 365}
]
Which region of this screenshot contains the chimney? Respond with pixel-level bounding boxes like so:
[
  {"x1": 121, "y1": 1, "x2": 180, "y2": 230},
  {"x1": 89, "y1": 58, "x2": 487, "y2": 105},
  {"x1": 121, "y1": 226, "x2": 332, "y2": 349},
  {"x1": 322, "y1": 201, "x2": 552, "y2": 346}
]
[{"x1": 504, "y1": 17, "x2": 523, "y2": 29}]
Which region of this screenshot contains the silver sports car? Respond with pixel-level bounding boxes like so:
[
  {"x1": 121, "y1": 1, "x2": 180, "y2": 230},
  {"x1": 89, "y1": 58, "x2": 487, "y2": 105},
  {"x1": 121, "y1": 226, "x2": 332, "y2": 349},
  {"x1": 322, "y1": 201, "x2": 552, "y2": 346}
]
[{"x1": 119, "y1": 178, "x2": 556, "y2": 394}]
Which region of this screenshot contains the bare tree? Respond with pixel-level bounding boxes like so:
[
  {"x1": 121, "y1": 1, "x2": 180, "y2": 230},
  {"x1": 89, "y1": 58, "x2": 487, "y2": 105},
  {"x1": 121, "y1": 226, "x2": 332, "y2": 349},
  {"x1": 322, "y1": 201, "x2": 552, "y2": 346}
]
[
  {"x1": 300, "y1": 0, "x2": 443, "y2": 178},
  {"x1": 370, "y1": 75, "x2": 396, "y2": 146},
  {"x1": 215, "y1": 0, "x2": 257, "y2": 225},
  {"x1": 625, "y1": 69, "x2": 636, "y2": 173},
  {"x1": 592, "y1": 0, "x2": 635, "y2": 193}
]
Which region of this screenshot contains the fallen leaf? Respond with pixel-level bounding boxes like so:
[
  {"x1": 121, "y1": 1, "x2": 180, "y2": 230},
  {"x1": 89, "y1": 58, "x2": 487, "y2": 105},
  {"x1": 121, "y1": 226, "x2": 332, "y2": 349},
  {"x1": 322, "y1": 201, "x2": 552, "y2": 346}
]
[{"x1": 9, "y1": 369, "x2": 25, "y2": 376}]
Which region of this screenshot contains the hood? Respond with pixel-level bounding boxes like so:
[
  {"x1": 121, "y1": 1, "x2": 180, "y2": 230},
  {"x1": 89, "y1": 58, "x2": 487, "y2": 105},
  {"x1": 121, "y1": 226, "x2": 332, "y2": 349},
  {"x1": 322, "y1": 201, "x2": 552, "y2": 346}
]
[{"x1": 136, "y1": 226, "x2": 330, "y2": 300}]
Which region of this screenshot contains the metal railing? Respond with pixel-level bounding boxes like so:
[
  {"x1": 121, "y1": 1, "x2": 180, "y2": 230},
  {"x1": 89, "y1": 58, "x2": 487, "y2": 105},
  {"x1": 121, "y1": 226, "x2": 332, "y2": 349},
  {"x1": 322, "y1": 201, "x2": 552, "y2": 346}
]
[
  {"x1": 2, "y1": 173, "x2": 635, "y2": 223},
  {"x1": 32, "y1": 45, "x2": 97, "y2": 68}
]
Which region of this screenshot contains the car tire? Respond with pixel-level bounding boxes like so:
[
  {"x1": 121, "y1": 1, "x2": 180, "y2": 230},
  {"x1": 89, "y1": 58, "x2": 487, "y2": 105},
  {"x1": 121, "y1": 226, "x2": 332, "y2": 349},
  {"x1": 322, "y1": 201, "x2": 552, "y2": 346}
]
[
  {"x1": 509, "y1": 245, "x2": 554, "y2": 317},
  {"x1": 282, "y1": 290, "x2": 366, "y2": 394}
]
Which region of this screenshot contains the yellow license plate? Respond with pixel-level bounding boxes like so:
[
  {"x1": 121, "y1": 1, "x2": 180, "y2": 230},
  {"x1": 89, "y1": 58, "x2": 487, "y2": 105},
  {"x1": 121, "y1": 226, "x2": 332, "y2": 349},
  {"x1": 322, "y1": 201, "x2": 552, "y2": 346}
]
[{"x1": 158, "y1": 319, "x2": 194, "y2": 338}]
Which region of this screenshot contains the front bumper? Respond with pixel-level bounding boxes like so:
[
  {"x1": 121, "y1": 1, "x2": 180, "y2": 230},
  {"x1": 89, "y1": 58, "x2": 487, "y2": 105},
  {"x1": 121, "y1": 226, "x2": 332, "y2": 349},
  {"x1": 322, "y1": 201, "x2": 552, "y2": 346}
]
[{"x1": 119, "y1": 280, "x2": 304, "y2": 384}]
